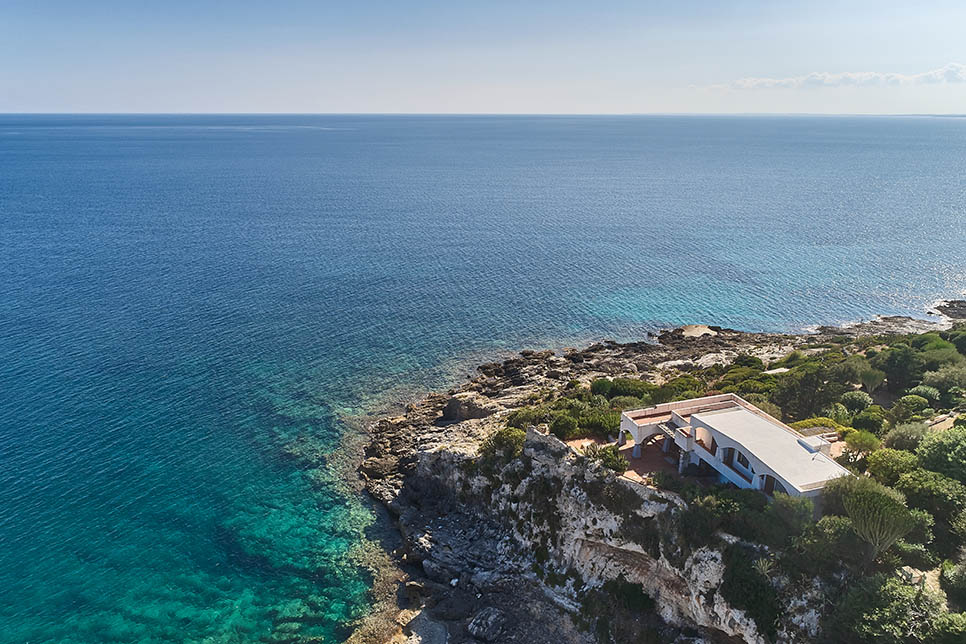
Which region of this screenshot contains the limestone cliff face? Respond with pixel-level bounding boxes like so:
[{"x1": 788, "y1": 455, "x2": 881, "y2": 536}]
[{"x1": 416, "y1": 426, "x2": 787, "y2": 643}]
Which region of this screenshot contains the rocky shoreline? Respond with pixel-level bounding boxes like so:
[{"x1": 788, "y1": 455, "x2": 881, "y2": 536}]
[{"x1": 347, "y1": 304, "x2": 965, "y2": 644}]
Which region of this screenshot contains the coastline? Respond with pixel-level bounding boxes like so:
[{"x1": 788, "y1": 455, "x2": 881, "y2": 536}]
[{"x1": 345, "y1": 301, "x2": 966, "y2": 643}]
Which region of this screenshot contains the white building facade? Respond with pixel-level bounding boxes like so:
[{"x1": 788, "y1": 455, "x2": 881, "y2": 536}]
[{"x1": 621, "y1": 393, "x2": 849, "y2": 498}]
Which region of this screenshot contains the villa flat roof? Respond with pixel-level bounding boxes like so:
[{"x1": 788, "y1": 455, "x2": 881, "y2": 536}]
[{"x1": 691, "y1": 406, "x2": 850, "y2": 491}]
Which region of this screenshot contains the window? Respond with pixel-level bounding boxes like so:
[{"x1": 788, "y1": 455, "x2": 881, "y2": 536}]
[{"x1": 736, "y1": 452, "x2": 750, "y2": 468}]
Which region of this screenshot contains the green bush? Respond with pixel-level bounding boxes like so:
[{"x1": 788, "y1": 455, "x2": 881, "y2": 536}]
[
  {"x1": 733, "y1": 354, "x2": 765, "y2": 369},
  {"x1": 908, "y1": 384, "x2": 942, "y2": 405},
  {"x1": 841, "y1": 390, "x2": 874, "y2": 413},
  {"x1": 608, "y1": 378, "x2": 653, "y2": 400},
  {"x1": 827, "y1": 573, "x2": 944, "y2": 644},
  {"x1": 853, "y1": 405, "x2": 888, "y2": 434},
  {"x1": 787, "y1": 515, "x2": 865, "y2": 576},
  {"x1": 505, "y1": 405, "x2": 550, "y2": 428},
  {"x1": 720, "y1": 544, "x2": 780, "y2": 639},
  {"x1": 679, "y1": 495, "x2": 740, "y2": 548},
  {"x1": 822, "y1": 402, "x2": 852, "y2": 425},
  {"x1": 584, "y1": 443, "x2": 629, "y2": 473},
  {"x1": 577, "y1": 409, "x2": 620, "y2": 438},
  {"x1": 548, "y1": 413, "x2": 579, "y2": 440},
  {"x1": 608, "y1": 395, "x2": 650, "y2": 411},
  {"x1": 479, "y1": 427, "x2": 526, "y2": 464},
  {"x1": 590, "y1": 378, "x2": 613, "y2": 397},
  {"x1": 923, "y1": 364, "x2": 966, "y2": 393},
  {"x1": 892, "y1": 539, "x2": 939, "y2": 570},
  {"x1": 930, "y1": 612, "x2": 966, "y2": 644},
  {"x1": 895, "y1": 469, "x2": 966, "y2": 528},
  {"x1": 882, "y1": 422, "x2": 929, "y2": 451},
  {"x1": 764, "y1": 493, "x2": 814, "y2": 545},
  {"x1": 917, "y1": 426, "x2": 966, "y2": 483},
  {"x1": 867, "y1": 448, "x2": 920, "y2": 486},
  {"x1": 890, "y1": 394, "x2": 931, "y2": 424},
  {"x1": 941, "y1": 558, "x2": 966, "y2": 603},
  {"x1": 789, "y1": 416, "x2": 847, "y2": 432},
  {"x1": 742, "y1": 393, "x2": 782, "y2": 419}
]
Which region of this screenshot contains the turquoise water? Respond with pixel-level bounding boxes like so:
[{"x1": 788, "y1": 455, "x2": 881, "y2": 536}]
[{"x1": 1, "y1": 115, "x2": 965, "y2": 642}]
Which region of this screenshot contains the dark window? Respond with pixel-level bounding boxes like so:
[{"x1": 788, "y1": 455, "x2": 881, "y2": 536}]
[{"x1": 736, "y1": 452, "x2": 750, "y2": 468}]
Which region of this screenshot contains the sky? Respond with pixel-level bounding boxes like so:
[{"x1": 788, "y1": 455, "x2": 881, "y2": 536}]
[{"x1": 3, "y1": 0, "x2": 966, "y2": 114}]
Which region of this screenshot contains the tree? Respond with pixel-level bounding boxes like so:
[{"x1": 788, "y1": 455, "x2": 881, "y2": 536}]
[
  {"x1": 875, "y1": 345, "x2": 924, "y2": 393},
  {"x1": 916, "y1": 426, "x2": 966, "y2": 483},
  {"x1": 823, "y1": 474, "x2": 891, "y2": 516},
  {"x1": 883, "y1": 422, "x2": 930, "y2": 452},
  {"x1": 843, "y1": 430, "x2": 881, "y2": 465},
  {"x1": 827, "y1": 574, "x2": 944, "y2": 644},
  {"x1": 922, "y1": 363, "x2": 966, "y2": 393},
  {"x1": 843, "y1": 481, "x2": 915, "y2": 565},
  {"x1": 860, "y1": 367, "x2": 887, "y2": 394},
  {"x1": 890, "y1": 394, "x2": 930, "y2": 424},
  {"x1": 895, "y1": 469, "x2": 966, "y2": 527},
  {"x1": 841, "y1": 390, "x2": 874, "y2": 414},
  {"x1": 770, "y1": 363, "x2": 845, "y2": 420},
  {"x1": 867, "y1": 448, "x2": 920, "y2": 486}
]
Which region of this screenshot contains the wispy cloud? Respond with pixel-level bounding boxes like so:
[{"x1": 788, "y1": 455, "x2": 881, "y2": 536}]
[{"x1": 708, "y1": 63, "x2": 966, "y2": 90}]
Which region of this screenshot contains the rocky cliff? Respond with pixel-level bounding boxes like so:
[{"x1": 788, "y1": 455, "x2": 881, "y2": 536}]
[{"x1": 350, "y1": 317, "x2": 955, "y2": 643}]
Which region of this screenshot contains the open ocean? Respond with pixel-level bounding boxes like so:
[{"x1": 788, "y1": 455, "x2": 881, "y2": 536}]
[{"x1": 1, "y1": 114, "x2": 965, "y2": 642}]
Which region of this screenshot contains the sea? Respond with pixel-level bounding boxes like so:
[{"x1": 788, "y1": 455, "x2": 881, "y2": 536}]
[{"x1": 1, "y1": 114, "x2": 964, "y2": 643}]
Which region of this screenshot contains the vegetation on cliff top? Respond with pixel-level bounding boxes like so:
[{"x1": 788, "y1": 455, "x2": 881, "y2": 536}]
[{"x1": 473, "y1": 323, "x2": 966, "y2": 643}]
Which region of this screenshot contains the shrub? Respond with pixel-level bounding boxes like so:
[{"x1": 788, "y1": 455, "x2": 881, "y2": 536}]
[
  {"x1": 941, "y1": 558, "x2": 966, "y2": 603},
  {"x1": 883, "y1": 422, "x2": 929, "y2": 451},
  {"x1": 841, "y1": 390, "x2": 874, "y2": 414},
  {"x1": 905, "y1": 508, "x2": 936, "y2": 545},
  {"x1": 892, "y1": 539, "x2": 939, "y2": 570},
  {"x1": 608, "y1": 378, "x2": 652, "y2": 400},
  {"x1": 908, "y1": 384, "x2": 942, "y2": 405},
  {"x1": 479, "y1": 427, "x2": 526, "y2": 464},
  {"x1": 584, "y1": 443, "x2": 629, "y2": 473},
  {"x1": 608, "y1": 395, "x2": 649, "y2": 411},
  {"x1": 788, "y1": 515, "x2": 865, "y2": 576},
  {"x1": 590, "y1": 378, "x2": 613, "y2": 397},
  {"x1": 922, "y1": 363, "x2": 966, "y2": 393},
  {"x1": 742, "y1": 393, "x2": 782, "y2": 419},
  {"x1": 931, "y1": 612, "x2": 966, "y2": 644},
  {"x1": 733, "y1": 354, "x2": 765, "y2": 369},
  {"x1": 789, "y1": 416, "x2": 847, "y2": 432},
  {"x1": 577, "y1": 409, "x2": 621, "y2": 438},
  {"x1": 679, "y1": 495, "x2": 740, "y2": 548},
  {"x1": 917, "y1": 426, "x2": 966, "y2": 483},
  {"x1": 895, "y1": 469, "x2": 966, "y2": 527},
  {"x1": 890, "y1": 394, "x2": 930, "y2": 424},
  {"x1": 505, "y1": 405, "x2": 550, "y2": 428},
  {"x1": 853, "y1": 405, "x2": 888, "y2": 434},
  {"x1": 764, "y1": 493, "x2": 814, "y2": 544},
  {"x1": 720, "y1": 544, "x2": 780, "y2": 639},
  {"x1": 827, "y1": 573, "x2": 944, "y2": 644},
  {"x1": 867, "y1": 448, "x2": 920, "y2": 486},
  {"x1": 822, "y1": 402, "x2": 852, "y2": 425},
  {"x1": 548, "y1": 413, "x2": 579, "y2": 440}
]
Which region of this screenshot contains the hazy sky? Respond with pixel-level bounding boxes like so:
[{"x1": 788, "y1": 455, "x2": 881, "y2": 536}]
[{"x1": 3, "y1": 0, "x2": 966, "y2": 113}]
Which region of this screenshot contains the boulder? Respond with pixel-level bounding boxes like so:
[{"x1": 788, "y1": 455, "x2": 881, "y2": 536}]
[
  {"x1": 441, "y1": 395, "x2": 496, "y2": 422},
  {"x1": 466, "y1": 607, "x2": 505, "y2": 642}
]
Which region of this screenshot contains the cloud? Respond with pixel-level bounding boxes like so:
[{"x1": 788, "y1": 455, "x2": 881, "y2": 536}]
[{"x1": 709, "y1": 63, "x2": 966, "y2": 90}]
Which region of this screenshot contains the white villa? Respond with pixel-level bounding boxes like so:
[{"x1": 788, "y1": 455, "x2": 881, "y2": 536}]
[{"x1": 620, "y1": 393, "x2": 850, "y2": 498}]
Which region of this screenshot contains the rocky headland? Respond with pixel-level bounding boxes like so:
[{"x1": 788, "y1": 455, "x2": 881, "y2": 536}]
[{"x1": 347, "y1": 303, "x2": 966, "y2": 644}]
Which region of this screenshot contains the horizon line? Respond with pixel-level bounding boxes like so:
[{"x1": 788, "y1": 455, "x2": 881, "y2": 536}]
[{"x1": 2, "y1": 111, "x2": 965, "y2": 118}]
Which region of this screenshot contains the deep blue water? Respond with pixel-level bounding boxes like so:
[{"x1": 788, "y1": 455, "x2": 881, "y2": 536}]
[{"x1": 1, "y1": 114, "x2": 965, "y2": 642}]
